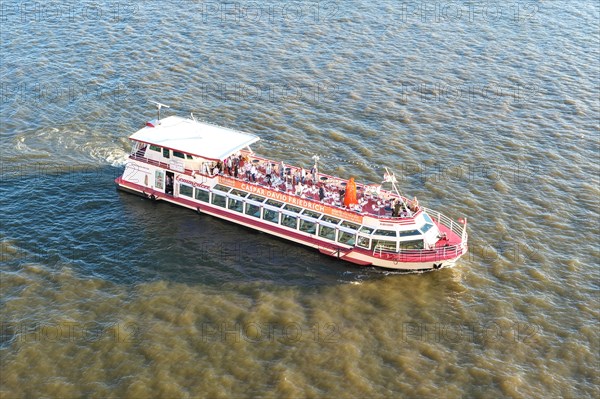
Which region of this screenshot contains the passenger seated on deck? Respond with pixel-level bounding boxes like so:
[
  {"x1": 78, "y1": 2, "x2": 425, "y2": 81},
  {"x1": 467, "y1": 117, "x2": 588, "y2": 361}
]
[
  {"x1": 412, "y1": 197, "x2": 419, "y2": 211},
  {"x1": 245, "y1": 163, "x2": 252, "y2": 181},
  {"x1": 295, "y1": 182, "x2": 304, "y2": 196}
]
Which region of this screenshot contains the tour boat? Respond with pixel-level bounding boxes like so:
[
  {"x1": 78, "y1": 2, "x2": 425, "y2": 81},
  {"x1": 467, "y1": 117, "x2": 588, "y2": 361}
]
[{"x1": 115, "y1": 104, "x2": 468, "y2": 271}]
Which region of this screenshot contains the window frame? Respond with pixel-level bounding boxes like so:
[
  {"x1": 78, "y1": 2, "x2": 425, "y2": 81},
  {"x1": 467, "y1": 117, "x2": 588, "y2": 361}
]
[
  {"x1": 318, "y1": 225, "x2": 336, "y2": 241},
  {"x1": 281, "y1": 213, "x2": 298, "y2": 229},
  {"x1": 399, "y1": 239, "x2": 425, "y2": 250},
  {"x1": 299, "y1": 219, "x2": 317, "y2": 234},
  {"x1": 262, "y1": 207, "x2": 280, "y2": 223},
  {"x1": 211, "y1": 193, "x2": 227, "y2": 208},
  {"x1": 179, "y1": 184, "x2": 193, "y2": 198},
  {"x1": 245, "y1": 202, "x2": 261, "y2": 218},
  {"x1": 195, "y1": 189, "x2": 210, "y2": 202},
  {"x1": 337, "y1": 230, "x2": 356, "y2": 246}
]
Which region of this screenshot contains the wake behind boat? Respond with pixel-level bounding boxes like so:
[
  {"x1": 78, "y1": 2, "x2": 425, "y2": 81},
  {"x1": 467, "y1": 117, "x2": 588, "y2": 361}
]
[{"x1": 115, "y1": 105, "x2": 468, "y2": 271}]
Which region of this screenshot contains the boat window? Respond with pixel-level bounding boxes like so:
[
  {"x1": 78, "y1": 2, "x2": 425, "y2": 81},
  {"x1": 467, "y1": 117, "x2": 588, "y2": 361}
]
[
  {"x1": 420, "y1": 223, "x2": 434, "y2": 234},
  {"x1": 155, "y1": 170, "x2": 165, "y2": 190},
  {"x1": 400, "y1": 240, "x2": 424, "y2": 250},
  {"x1": 186, "y1": 154, "x2": 194, "y2": 160},
  {"x1": 263, "y1": 208, "x2": 279, "y2": 223},
  {"x1": 179, "y1": 184, "x2": 193, "y2": 198},
  {"x1": 340, "y1": 221, "x2": 360, "y2": 230},
  {"x1": 195, "y1": 189, "x2": 210, "y2": 202},
  {"x1": 318, "y1": 225, "x2": 336, "y2": 241},
  {"x1": 400, "y1": 230, "x2": 421, "y2": 237},
  {"x1": 299, "y1": 219, "x2": 316, "y2": 234},
  {"x1": 211, "y1": 193, "x2": 227, "y2": 208},
  {"x1": 228, "y1": 198, "x2": 244, "y2": 213},
  {"x1": 338, "y1": 231, "x2": 355, "y2": 245},
  {"x1": 247, "y1": 194, "x2": 265, "y2": 203},
  {"x1": 213, "y1": 184, "x2": 231, "y2": 193},
  {"x1": 281, "y1": 214, "x2": 297, "y2": 229},
  {"x1": 359, "y1": 226, "x2": 374, "y2": 234},
  {"x1": 149, "y1": 145, "x2": 161, "y2": 152},
  {"x1": 173, "y1": 151, "x2": 186, "y2": 159},
  {"x1": 357, "y1": 236, "x2": 371, "y2": 249},
  {"x1": 245, "y1": 203, "x2": 261, "y2": 218},
  {"x1": 230, "y1": 189, "x2": 247, "y2": 197},
  {"x1": 321, "y1": 215, "x2": 341, "y2": 225},
  {"x1": 283, "y1": 204, "x2": 302, "y2": 213},
  {"x1": 162, "y1": 148, "x2": 170, "y2": 158},
  {"x1": 373, "y1": 240, "x2": 397, "y2": 252},
  {"x1": 423, "y1": 213, "x2": 434, "y2": 224},
  {"x1": 302, "y1": 210, "x2": 322, "y2": 219},
  {"x1": 374, "y1": 229, "x2": 397, "y2": 237},
  {"x1": 265, "y1": 199, "x2": 284, "y2": 207}
]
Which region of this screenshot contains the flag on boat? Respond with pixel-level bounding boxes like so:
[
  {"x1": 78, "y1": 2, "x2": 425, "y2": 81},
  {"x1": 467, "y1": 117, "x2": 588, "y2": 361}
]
[
  {"x1": 383, "y1": 172, "x2": 397, "y2": 183},
  {"x1": 344, "y1": 177, "x2": 358, "y2": 207}
]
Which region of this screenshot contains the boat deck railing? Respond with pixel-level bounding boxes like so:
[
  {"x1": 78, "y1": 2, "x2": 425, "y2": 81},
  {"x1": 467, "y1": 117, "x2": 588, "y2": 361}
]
[
  {"x1": 372, "y1": 243, "x2": 466, "y2": 262},
  {"x1": 423, "y1": 206, "x2": 467, "y2": 242}
]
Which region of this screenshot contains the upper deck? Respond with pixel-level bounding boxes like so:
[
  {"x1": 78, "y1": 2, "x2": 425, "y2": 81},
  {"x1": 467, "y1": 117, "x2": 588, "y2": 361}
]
[
  {"x1": 129, "y1": 116, "x2": 260, "y2": 161},
  {"x1": 128, "y1": 143, "x2": 422, "y2": 226}
]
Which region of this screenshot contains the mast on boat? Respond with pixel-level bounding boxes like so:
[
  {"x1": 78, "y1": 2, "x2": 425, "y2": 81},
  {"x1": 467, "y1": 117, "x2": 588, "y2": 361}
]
[
  {"x1": 312, "y1": 155, "x2": 320, "y2": 180},
  {"x1": 149, "y1": 101, "x2": 170, "y2": 123}
]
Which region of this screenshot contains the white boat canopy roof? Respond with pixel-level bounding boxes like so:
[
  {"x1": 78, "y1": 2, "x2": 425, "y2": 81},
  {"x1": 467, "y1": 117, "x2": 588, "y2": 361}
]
[{"x1": 129, "y1": 116, "x2": 260, "y2": 160}]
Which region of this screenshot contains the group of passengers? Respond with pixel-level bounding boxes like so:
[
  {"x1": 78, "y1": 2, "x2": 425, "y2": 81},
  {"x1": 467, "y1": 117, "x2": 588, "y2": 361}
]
[
  {"x1": 214, "y1": 154, "x2": 318, "y2": 191},
  {"x1": 206, "y1": 154, "x2": 419, "y2": 217},
  {"x1": 390, "y1": 197, "x2": 419, "y2": 217}
]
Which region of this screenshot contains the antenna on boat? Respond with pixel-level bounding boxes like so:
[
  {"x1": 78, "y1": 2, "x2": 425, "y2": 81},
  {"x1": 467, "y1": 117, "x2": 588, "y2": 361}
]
[{"x1": 149, "y1": 101, "x2": 170, "y2": 122}]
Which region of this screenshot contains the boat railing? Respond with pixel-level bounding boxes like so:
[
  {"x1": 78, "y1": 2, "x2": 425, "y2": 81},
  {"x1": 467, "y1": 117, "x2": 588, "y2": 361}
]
[
  {"x1": 422, "y1": 206, "x2": 468, "y2": 244},
  {"x1": 130, "y1": 154, "x2": 170, "y2": 170},
  {"x1": 372, "y1": 244, "x2": 466, "y2": 261}
]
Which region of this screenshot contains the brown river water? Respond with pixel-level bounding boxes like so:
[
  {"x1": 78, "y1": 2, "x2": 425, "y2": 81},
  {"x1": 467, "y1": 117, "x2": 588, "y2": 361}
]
[{"x1": 1, "y1": 1, "x2": 598, "y2": 398}]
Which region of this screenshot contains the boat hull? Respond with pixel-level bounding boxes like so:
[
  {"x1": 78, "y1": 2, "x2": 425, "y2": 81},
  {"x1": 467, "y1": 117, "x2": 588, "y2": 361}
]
[{"x1": 115, "y1": 177, "x2": 465, "y2": 271}]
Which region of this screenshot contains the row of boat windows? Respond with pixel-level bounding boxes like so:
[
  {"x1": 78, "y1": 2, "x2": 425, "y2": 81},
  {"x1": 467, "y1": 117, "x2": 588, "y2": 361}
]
[
  {"x1": 180, "y1": 184, "x2": 427, "y2": 250},
  {"x1": 213, "y1": 184, "x2": 433, "y2": 237},
  {"x1": 149, "y1": 145, "x2": 194, "y2": 160}
]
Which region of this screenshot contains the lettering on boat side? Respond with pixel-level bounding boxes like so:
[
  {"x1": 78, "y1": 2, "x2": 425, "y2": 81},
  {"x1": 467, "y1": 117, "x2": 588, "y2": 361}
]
[
  {"x1": 219, "y1": 176, "x2": 363, "y2": 224},
  {"x1": 176, "y1": 176, "x2": 209, "y2": 189}
]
